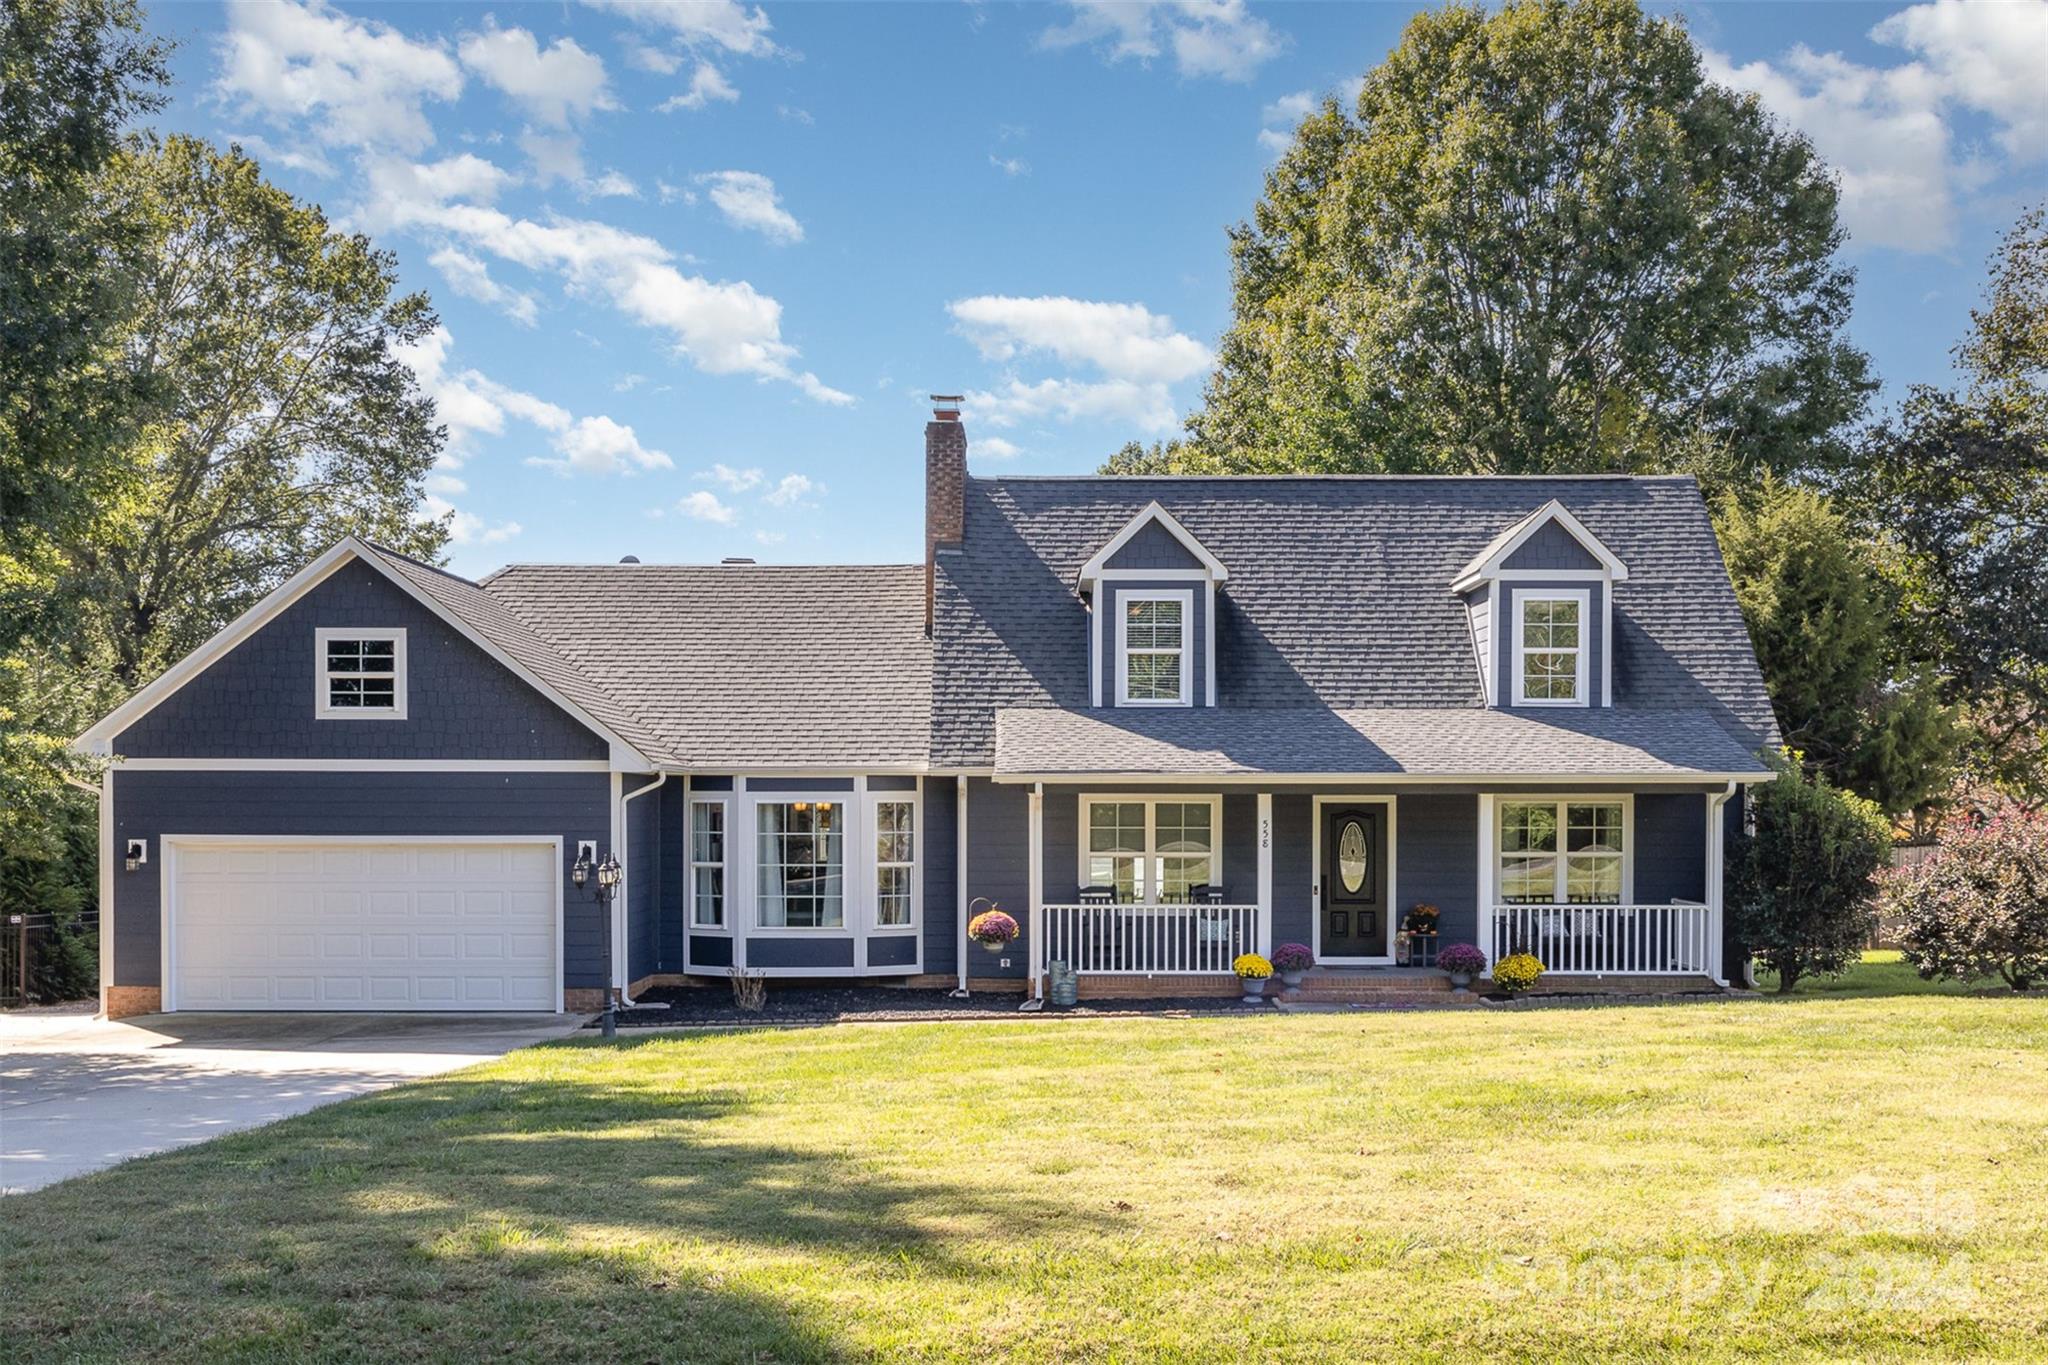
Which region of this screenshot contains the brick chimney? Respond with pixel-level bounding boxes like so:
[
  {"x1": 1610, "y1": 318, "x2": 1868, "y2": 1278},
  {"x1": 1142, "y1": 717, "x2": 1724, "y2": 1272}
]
[{"x1": 925, "y1": 395, "x2": 966, "y2": 631}]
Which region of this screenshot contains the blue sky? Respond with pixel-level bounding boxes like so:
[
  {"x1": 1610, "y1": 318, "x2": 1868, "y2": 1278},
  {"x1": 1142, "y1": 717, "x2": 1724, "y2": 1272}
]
[{"x1": 144, "y1": 1, "x2": 2048, "y2": 575}]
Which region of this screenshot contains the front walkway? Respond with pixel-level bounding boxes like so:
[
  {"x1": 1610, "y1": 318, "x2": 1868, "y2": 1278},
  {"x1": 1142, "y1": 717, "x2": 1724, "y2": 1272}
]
[{"x1": 0, "y1": 1009, "x2": 583, "y2": 1194}]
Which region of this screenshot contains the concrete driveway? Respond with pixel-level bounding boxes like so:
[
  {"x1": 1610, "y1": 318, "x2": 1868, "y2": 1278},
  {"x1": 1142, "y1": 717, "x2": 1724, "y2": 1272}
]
[{"x1": 0, "y1": 1007, "x2": 585, "y2": 1195}]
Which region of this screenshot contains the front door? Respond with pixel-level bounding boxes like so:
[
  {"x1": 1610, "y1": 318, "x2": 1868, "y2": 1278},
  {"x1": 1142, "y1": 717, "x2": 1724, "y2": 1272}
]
[{"x1": 1321, "y1": 806, "x2": 1388, "y2": 958}]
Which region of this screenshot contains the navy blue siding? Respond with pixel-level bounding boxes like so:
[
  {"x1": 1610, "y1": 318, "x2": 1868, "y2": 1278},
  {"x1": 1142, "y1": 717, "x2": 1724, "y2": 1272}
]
[
  {"x1": 689, "y1": 934, "x2": 733, "y2": 969},
  {"x1": 871, "y1": 774, "x2": 919, "y2": 792},
  {"x1": 1104, "y1": 520, "x2": 1205, "y2": 571},
  {"x1": 1502, "y1": 520, "x2": 1603, "y2": 571},
  {"x1": 922, "y1": 777, "x2": 959, "y2": 974},
  {"x1": 1220, "y1": 793, "x2": 1255, "y2": 903},
  {"x1": 1095, "y1": 580, "x2": 1208, "y2": 707},
  {"x1": 692, "y1": 775, "x2": 735, "y2": 791},
  {"x1": 1271, "y1": 794, "x2": 1314, "y2": 948},
  {"x1": 1497, "y1": 580, "x2": 1605, "y2": 708},
  {"x1": 964, "y1": 777, "x2": 1030, "y2": 977},
  {"x1": 658, "y1": 781, "x2": 688, "y2": 970},
  {"x1": 625, "y1": 775, "x2": 661, "y2": 982},
  {"x1": 747, "y1": 776, "x2": 856, "y2": 793},
  {"x1": 869, "y1": 936, "x2": 918, "y2": 968},
  {"x1": 115, "y1": 563, "x2": 605, "y2": 760},
  {"x1": 109, "y1": 769, "x2": 609, "y2": 989},
  {"x1": 1398, "y1": 794, "x2": 1480, "y2": 947},
  {"x1": 750, "y1": 938, "x2": 855, "y2": 969},
  {"x1": 1636, "y1": 792, "x2": 1708, "y2": 904}
]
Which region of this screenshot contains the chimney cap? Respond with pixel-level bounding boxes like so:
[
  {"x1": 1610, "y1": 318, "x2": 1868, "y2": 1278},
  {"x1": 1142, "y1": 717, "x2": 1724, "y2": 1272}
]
[{"x1": 930, "y1": 393, "x2": 963, "y2": 421}]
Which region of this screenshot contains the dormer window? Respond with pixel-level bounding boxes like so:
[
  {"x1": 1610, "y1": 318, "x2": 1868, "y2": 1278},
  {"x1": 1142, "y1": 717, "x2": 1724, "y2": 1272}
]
[
  {"x1": 315, "y1": 628, "x2": 407, "y2": 719},
  {"x1": 1514, "y1": 593, "x2": 1587, "y2": 705},
  {"x1": 1117, "y1": 592, "x2": 1191, "y2": 706}
]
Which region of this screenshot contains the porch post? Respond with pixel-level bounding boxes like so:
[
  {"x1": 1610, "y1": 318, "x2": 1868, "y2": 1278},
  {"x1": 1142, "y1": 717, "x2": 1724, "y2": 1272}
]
[
  {"x1": 1256, "y1": 792, "x2": 1273, "y2": 955},
  {"x1": 1474, "y1": 793, "x2": 1495, "y2": 972},
  {"x1": 1707, "y1": 781, "x2": 1735, "y2": 986},
  {"x1": 1028, "y1": 782, "x2": 1044, "y2": 1000}
]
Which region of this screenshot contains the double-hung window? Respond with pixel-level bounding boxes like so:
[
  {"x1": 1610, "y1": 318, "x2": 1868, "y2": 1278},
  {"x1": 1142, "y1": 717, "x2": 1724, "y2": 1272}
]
[
  {"x1": 1082, "y1": 797, "x2": 1217, "y2": 903},
  {"x1": 1116, "y1": 592, "x2": 1191, "y2": 706},
  {"x1": 873, "y1": 799, "x2": 917, "y2": 929},
  {"x1": 757, "y1": 800, "x2": 844, "y2": 929},
  {"x1": 1513, "y1": 593, "x2": 1587, "y2": 705},
  {"x1": 314, "y1": 628, "x2": 406, "y2": 718},
  {"x1": 690, "y1": 799, "x2": 727, "y2": 929},
  {"x1": 1498, "y1": 799, "x2": 1628, "y2": 904}
]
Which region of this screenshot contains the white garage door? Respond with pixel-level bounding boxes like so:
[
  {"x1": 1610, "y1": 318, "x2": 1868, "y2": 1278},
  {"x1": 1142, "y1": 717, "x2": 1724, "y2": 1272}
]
[{"x1": 168, "y1": 841, "x2": 559, "y2": 1012}]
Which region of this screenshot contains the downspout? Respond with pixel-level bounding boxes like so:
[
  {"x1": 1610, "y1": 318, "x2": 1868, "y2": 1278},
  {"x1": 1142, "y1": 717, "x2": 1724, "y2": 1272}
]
[
  {"x1": 952, "y1": 777, "x2": 970, "y2": 997},
  {"x1": 618, "y1": 771, "x2": 669, "y2": 1006},
  {"x1": 1708, "y1": 779, "x2": 1738, "y2": 988}
]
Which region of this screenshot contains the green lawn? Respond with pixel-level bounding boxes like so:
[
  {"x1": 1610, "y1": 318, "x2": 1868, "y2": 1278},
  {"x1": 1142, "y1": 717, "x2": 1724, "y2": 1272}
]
[
  {"x1": 1758, "y1": 949, "x2": 1986, "y2": 998},
  {"x1": 7, "y1": 976, "x2": 2047, "y2": 1362}
]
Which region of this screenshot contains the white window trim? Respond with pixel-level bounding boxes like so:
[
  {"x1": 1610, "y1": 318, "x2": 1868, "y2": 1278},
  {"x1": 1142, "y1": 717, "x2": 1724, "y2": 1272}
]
[
  {"x1": 866, "y1": 790, "x2": 920, "y2": 935},
  {"x1": 1075, "y1": 794, "x2": 1223, "y2": 905},
  {"x1": 1510, "y1": 589, "x2": 1590, "y2": 708},
  {"x1": 688, "y1": 796, "x2": 731, "y2": 934},
  {"x1": 313, "y1": 627, "x2": 407, "y2": 720},
  {"x1": 1113, "y1": 589, "x2": 1194, "y2": 708},
  {"x1": 1494, "y1": 794, "x2": 1635, "y2": 905}
]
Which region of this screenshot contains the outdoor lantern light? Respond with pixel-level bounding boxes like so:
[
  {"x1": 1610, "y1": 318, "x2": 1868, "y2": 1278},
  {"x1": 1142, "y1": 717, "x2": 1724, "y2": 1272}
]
[
  {"x1": 580, "y1": 851, "x2": 624, "y2": 1041},
  {"x1": 596, "y1": 853, "x2": 622, "y2": 890},
  {"x1": 571, "y1": 853, "x2": 591, "y2": 888},
  {"x1": 124, "y1": 840, "x2": 147, "y2": 873}
]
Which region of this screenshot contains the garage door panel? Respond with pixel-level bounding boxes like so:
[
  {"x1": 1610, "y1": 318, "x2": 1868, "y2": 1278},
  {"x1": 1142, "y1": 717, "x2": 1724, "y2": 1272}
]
[{"x1": 172, "y1": 841, "x2": 558, "y2": 1013}]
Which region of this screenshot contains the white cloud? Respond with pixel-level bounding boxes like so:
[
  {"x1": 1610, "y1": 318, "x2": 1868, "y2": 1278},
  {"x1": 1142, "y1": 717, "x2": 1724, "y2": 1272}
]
[
  {"x1": 1257, "y1": 80, "x2": 1363, "y2": 157},
  {"x1": 366, "y1": 165, "x2": 850, "y2": 402},
  {"x1": 227, "y1": 131, "x2": 336, "y2": 178},
  {"x1": 989, "y1": 153, "x2": 1030, "y2": 177},
  {"x1": 371, "y1": 151, "x2": 516, "y2": 206},
  {"x1": 965, "y1": 377, "x2": 1186, "y2": 435},
  {"x1": 678, "y1": 490, "x2": 738, "y2": 523},
  {"x1": 519, "y1": 130, "x2": 587, "y2": 186},
  {"x1": 583, "y1": 169, "x2": 641, "y2": 199},
  {"x1": 214, "y1": 0, "x2": 463, "y2": 153},
  {"x1": 428, "y1": 246, "x2": 539, "y2": 326},
  {"x1": 583, "y1": 0, "x2": 779, "y2": 57},
  {"x1": 949, "y1": 296, "x2": 1211, "y2": 385},
  {"x1": 698, "y1": 170, "x2": 803, "y2": 243},
  {"x1": 779, "y1": 104, "x2": 814, "y2": 125},
  {"x1": 396, "y1": 326, "x2": 570, "y2": 464},
  {"x1": 974, "y1": 436, "x2": 1023, "y2": 460},
  {"x1": 762, "y1": 473, "x2": 815, "y2": 507},
  {"x1": 425, "y1": 495, "x2": 523, "y2": 546},
  {"x1": 1702, "y1": 0, "x2": 2048, "y2": 253},
  {"x1": 700, "y1": 463, "x2": 764, "y2": 492},
  {"x1": 539, "y1": 415, "x2": 675, "y2": 475},
  {"x1": 458, "y1": 24, "x2": 615, "y2": 127},
  {"x1": 627, "y1": 42, "x2": 683, "y2": 75},
  {"x1": 425, "y1": 472, "x2": 467, "y2": 495},
  {"x1": 658, "y1": 62, "x2": 741, "y2": 112},
  {"x1": 1040, "y1": 0, "x2": 1285, "y2": 82}
]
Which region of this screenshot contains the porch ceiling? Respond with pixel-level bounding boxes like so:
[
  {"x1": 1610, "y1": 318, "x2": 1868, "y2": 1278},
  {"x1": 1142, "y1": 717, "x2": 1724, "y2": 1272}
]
[{"x1": 992, "y1": 706, "x2": 1771, "y2": 780}]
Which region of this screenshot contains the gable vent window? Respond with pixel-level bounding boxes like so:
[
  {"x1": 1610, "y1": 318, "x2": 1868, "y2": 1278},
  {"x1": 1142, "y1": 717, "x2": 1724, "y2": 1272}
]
[
  {"x1": 315, "y1": 628, "x2": 407, "y2": 719},
  {"x1": 1116, "y1": 592, "x2": 1191, "y2": 706}
]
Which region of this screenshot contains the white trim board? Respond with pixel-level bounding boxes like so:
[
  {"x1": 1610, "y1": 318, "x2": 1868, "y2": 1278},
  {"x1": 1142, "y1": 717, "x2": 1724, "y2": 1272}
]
[
  {"x1": 1113, "y1": 588, "x2": 1195, "y2": 708},
  {"x1": 74, "y1": 538, "x2": 654, "y2": 770},
  {"x1": 992, "y1": 770, "x2": 1776, "y2": 786},
  {"x1": 1451, "y1": 500, "x2": 1629, "y2": 594},
  {"x1": 1077, "y1": 502, "x2": 1229, "y2": 586},
  {"x1": 110, "y1": 758, "x2": 612, "y2": 773},
  {"x1": 1509, "y1": 587, "x2": 1593, "y2": 708}
]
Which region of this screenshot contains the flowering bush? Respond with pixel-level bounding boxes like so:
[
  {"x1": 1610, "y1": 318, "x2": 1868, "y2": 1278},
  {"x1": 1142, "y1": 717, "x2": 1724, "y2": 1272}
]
[
  {"x1": 1404, "y1": 903, "x2": 1441, "y2": 932},
  {"x1": 1881, "y1": 811, "x2": 2048, "y2": 992},
  {"x1": 1271, "y1": 942, "x2": 1315, "y2": 972},
  {"x1": 1438, "y1": 942, "x2": 1487, "y2": 975},
  {"x1": 968, "y1": 909, "x2": 1019, "y2": 946},
  {"x1": 1233, "y1": 953, "x2": 1273, "y2": 979},
  {"x1": 1492, "y1": 952, "x2": 1544, "y2": 993}
]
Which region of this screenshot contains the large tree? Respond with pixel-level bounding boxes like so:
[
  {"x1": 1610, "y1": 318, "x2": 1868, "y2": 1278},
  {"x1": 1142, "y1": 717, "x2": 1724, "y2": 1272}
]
[
  {"x1": 58, "y1": 135, "x2": 449, "y2": 690},
  {"x1": 1715, "y1": 480, "x2": 1952, "y2": 820},
  {"x1": 1136, "y1": 0, "x2": 1871, "y2": 480}
]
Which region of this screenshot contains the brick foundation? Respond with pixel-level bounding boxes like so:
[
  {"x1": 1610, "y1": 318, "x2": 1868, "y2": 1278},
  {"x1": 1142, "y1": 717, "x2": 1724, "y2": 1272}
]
[
  {"x1": 103, "y1": 986, "x2": 162, "y2": 1020},
  {"x1": 903, "y1": 973, "x2": 1028, "y2": 993},
  {"x1": 1075, "y1": 975, "x2": 1242, "y2": 1000},
  {"x1": 563, "y1": 988, "x2": 609, "y2": 1013}
]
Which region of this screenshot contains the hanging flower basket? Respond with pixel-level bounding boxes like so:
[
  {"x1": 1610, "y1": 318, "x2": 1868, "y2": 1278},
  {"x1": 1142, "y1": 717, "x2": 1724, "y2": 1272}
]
[{"x1": 968, "y1": 899, "x2": 1019, "y2": 953}]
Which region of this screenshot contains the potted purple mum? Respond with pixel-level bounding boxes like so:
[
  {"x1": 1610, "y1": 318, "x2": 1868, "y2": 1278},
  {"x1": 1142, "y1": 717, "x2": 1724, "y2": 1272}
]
[
  {"x1": 1438, "y1": 942, "x2": 1486, "y2": 991},
  {"x1": 968, "y1": 900, "x2": 1020, "y2": 954},
  {"x1": 1272, "y1": 942, "x2": 1315, "y2": 988}
]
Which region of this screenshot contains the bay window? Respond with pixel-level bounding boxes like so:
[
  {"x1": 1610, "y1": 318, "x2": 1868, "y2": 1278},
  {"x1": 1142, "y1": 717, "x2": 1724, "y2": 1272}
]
[
  {"x1": 757, "y1": 800, "x2": 844, "y2": 928},
  {"x1": 690, "y1": 799, "x2": 726, "y2": 928},
  {"x1": 873, "y1": 798, "x2": 916, "y2": 929},
  {"x1": 1081, "y1": 797, "x2": 1218, "y2": 903},
  {"x1": 1498, "y1": 799, "x2": 1628, "y2": 904}
]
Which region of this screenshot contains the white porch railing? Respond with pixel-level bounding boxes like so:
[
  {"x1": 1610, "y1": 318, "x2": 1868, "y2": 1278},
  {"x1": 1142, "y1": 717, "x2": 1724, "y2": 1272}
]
[
  {"x1": 1487, "y1": 902, "x2": 1717, "y2": 977},
  {"x1": 1042, "y1": 903, "x2": 1259, "y2": 976}
]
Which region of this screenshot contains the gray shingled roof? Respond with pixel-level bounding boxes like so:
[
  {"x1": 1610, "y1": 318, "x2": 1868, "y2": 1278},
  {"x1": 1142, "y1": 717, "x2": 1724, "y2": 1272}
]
[
  {"x1": 479, "y1": 562, "x2": 931, "y2": 770},
  {"x1": 995, "y1": 706, "x2": 1771, "y2": 779},
  {"x1": 935, "y1": 475, "x2": 1777, "y2": 769}
]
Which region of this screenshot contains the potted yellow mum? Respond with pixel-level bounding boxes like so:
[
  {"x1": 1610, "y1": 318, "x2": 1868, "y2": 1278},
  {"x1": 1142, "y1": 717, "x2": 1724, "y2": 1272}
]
[{"x1": 1234, "y1": 952, "x2": 1274, "y2": 1002}]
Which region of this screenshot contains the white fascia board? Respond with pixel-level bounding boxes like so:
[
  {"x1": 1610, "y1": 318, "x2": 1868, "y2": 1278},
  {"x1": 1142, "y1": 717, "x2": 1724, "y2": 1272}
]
[
  {"x1": 1076, "y1": 501, "x2": 1229, "y2": 587},
  {"x1": 990, "y1": 769, "x2": 1777, "y2": 786},
  {"x1": 1450, "y1": 500, "x2": 1630, "y2": 593}
]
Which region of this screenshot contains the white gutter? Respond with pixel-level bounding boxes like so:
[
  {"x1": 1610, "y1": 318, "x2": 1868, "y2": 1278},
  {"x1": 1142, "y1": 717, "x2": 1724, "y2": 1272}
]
[
  {"x1": 1708, "y1": 779, "x2": 1739, "y2": 988},
  {"x1": 952, "y1": 777, "x2": 970, "y2": 997},
  {"x1": 618, "y1": 771, "x2": 669, "y2": 1006}
]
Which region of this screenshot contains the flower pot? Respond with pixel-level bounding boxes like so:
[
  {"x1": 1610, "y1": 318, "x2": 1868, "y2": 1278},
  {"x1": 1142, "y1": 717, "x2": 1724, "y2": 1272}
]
[
  {"x1": 977, "y1": 938, "x2": 1007, "y2": 954},
  {"x1": 1279, "y1": 970, "x2": 1306, "y2": 988},
  {"x1": 1449, "y1": 971, "x2": 1473, "y2": 991},
  {"x1": 1240, "y1": 977, "x2": 1269, "y2": 1002}
]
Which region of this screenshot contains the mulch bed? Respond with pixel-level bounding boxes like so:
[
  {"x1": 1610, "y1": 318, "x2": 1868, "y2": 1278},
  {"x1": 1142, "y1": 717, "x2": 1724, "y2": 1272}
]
[{"x1": 594, "y1": 983, "x2": 1269, "y2": 1028}]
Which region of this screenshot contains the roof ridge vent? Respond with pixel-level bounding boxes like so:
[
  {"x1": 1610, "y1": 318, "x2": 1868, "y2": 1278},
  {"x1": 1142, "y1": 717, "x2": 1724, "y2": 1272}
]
[{"x1": 721, "y1": 556, "x2": 756, "y2": 565}]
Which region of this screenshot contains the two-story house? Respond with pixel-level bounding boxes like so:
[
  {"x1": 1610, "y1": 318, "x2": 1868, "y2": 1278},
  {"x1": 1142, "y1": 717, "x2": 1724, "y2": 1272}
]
[{"x1": 77, "y1": 401, "x2": 1776, "y2": 1018}]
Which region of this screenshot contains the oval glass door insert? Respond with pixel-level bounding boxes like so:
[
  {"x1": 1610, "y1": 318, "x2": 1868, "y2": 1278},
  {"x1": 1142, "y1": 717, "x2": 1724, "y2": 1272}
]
[{"x1": 1338, "y1": 820, "x2": 1368, "y2": 894}]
